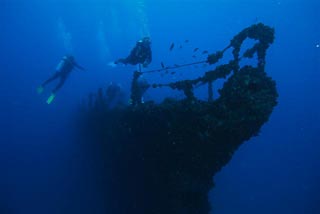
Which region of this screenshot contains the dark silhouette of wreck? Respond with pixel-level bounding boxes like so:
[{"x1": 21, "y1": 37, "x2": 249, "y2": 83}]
[{"x1": 79, "y1": 23, "x2": 278, "y2": 214}]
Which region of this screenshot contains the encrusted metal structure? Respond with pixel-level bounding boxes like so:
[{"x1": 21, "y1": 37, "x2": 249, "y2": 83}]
[{"x1": 80, "y1": 23, "x2": 278, "y2": 214}]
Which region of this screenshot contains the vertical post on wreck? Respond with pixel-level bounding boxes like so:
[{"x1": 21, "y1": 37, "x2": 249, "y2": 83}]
[
  {"x1": 208, "y1": 81, "x2": 213, "y2": 102},
  {"x1": 138, "y1": 63, "x2": 142, "y2": 72}
]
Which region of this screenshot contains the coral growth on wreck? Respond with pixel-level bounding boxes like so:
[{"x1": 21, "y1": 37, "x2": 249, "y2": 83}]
[{"x1": 79, "y1": 23, "x2": 278, "y2": 214}]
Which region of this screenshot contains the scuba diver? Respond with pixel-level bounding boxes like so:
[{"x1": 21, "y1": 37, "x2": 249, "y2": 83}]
[
  {"x1": 37, "y1": 55, "x2": 85, "y2": 104},
  {"x1": 114, "y1": 37, "x2": 152, "y2": 68}
]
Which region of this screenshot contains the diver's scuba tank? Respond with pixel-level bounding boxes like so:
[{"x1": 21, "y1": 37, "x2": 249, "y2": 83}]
[{"x1": 56, "y1": 56, "x2": 67, "y2": 71}]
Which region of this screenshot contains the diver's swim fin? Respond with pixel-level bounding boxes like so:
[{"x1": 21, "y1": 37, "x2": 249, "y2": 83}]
[
  {"x1": 37, "y1": 86, "x2": 44, "y2": 94},
  {"x1": 46, "y1": 93, "x2": 56, "y2": 104}
]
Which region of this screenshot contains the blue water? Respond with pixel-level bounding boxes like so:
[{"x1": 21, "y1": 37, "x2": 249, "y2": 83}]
[{"x1": 1, "y1": 0, "x2": 319, "y2": 213}]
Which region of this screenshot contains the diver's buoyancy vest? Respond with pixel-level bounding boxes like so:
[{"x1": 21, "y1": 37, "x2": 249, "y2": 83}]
[{"x1": 56, "y1": 57, "x2": 74, "y2": 73}]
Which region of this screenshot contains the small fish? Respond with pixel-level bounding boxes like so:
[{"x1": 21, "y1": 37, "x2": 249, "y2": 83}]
[
  {"x1": 174, "y1": 64, "x2": 179, "y2": 67},
  {"x1": 185, "y1": 39, "x2": 189, "y2": 43},
  {"x1": 179, "y1": 45, "x2": 183, "y2": 49},
  {"x1": 171, "y1": 72, "x2": 176, "y2": 75},
  {"x1": 161, "y1": 62, "x2": 165, "y2": 68},
  {"x1": 202, "y1": 50, "x2": 208, "y2": 54},
  {"x1": 169, "y1": 43, "x2": 175, "y2": 51},
  {"x1": 192, "y1": 55, "x2": 197, "y2": 58},
  {"x1": 193, "y1": 48, "x2": 199, "y2": 52}
]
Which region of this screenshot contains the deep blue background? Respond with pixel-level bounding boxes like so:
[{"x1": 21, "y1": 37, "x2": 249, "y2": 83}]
[{"x1": 1, "y1": 0, "x2": 319, "y2": 213}]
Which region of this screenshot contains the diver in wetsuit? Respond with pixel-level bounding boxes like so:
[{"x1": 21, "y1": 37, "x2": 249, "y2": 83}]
[
  {"x1": 115, "y1": 37, "x2": 152, "y2": 68},
  {"x1": 37, "y1": 55, "x2": 85, "y2": 104}
]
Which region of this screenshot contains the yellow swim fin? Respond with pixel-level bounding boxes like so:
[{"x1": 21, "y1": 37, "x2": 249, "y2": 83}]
[{"x1": 46, "y1": 93, "x2": 56, "y2": 104}]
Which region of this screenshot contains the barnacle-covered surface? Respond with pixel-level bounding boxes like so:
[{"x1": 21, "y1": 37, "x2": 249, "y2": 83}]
[{"x1": 79, "y1": 23, "x2": 278, "y2": 214}]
